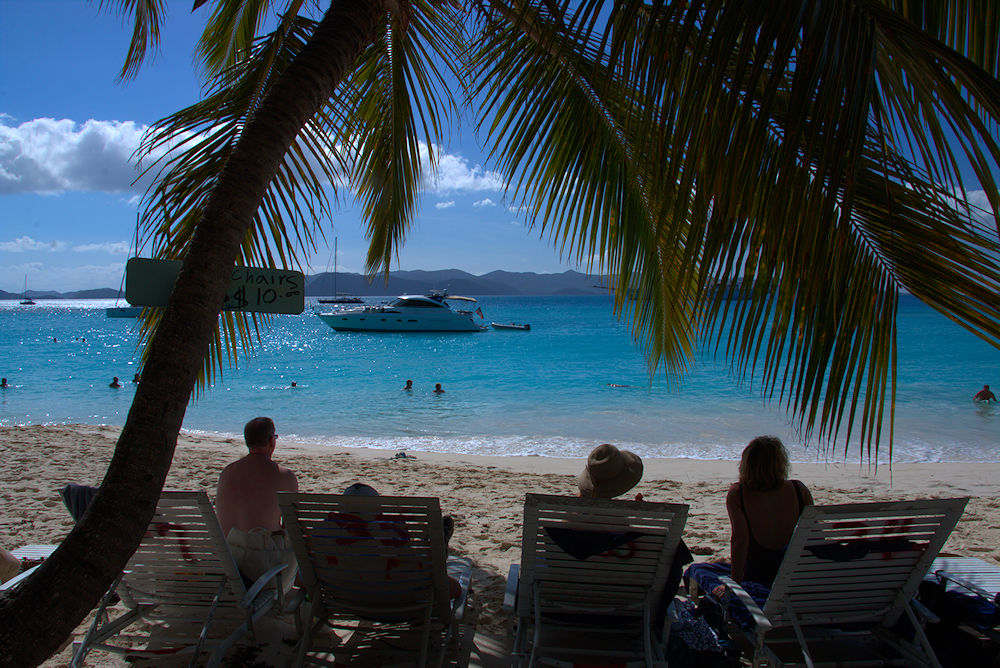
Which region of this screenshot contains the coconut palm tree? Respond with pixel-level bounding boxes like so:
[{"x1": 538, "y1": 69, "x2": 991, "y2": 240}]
[{"x1": 2, "y1": 1, "x2": 998, "y2": 665}]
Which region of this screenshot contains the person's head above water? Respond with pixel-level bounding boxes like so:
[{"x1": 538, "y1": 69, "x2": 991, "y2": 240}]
[
  {"x1": 739, "y1": 435, "x2": 789, "y2": 491},
  {"x1": 577, "y1": 443, "x2": 643, "y2": 498}
]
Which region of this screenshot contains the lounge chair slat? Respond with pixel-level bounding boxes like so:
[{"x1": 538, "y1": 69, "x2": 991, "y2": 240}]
[
  {"x1": 509, "y1": 492, "x2": 689, "y2": 666},
  {"x1": 278, "y1": 492, "x2": 475, "y2": 667},
  {"x1": 71, "y1": 490, "x2": 282, "y2": 668},
  {"x1": 708, "y1": 497, "x2": 967, "y2": 666}
]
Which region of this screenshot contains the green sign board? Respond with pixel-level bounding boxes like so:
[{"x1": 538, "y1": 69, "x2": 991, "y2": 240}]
[{"x1": 125, "y1": 257, "x2": 305, "y2": 315}]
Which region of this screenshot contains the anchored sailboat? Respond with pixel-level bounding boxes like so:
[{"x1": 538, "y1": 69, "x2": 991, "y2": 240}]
[
  {"x1": 317, "y1": 237, "x2": 363, "y2": 304},
  {"x1": 19, "y1": 276, "x2": 35, "y2": 305},
  {"x1": 106, "y1": 220, "x2": 143, "y2": 317}
]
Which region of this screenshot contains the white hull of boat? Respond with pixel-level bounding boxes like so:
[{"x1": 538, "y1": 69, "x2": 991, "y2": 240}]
[
  {"x1": 318, "y1": 293, "x2": 484, "y2": 332},
  {"x1": 318, "y1": 308, "x2": 483, "y2": 332}
]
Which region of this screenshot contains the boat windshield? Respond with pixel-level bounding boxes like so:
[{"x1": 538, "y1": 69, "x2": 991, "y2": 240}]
[{"x1": 388, "y1": 297, "x2": 446, "y2": 309}]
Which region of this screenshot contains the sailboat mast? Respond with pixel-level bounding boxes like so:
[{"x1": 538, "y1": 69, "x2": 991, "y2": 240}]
[{"x1": 333, "y1": 236, "x2": 338, "y2": 296}]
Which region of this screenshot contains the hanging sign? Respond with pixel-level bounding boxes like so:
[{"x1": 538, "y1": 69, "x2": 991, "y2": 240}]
[{"x1": 125, "y1": 257, "x2": 305, "y2": 314}]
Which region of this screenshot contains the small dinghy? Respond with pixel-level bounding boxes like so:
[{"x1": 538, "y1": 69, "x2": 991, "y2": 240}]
[{"x1": 491, "y1": 321, "x2": 531, "y2": 331}]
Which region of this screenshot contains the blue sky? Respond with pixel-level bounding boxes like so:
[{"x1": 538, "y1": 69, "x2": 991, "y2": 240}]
[{"x1": 0, "y1": 1, "x2": 578, "y2": 293}]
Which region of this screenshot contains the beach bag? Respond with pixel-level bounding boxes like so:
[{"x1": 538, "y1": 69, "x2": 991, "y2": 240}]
[{"x1": 667, "y1": 599, "x2": 740, "y2": 667}]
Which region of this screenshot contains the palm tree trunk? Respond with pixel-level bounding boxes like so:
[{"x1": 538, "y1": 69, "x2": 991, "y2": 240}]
[{"x1": 0, "y1": 1, "x2": 386, "y2": 664}]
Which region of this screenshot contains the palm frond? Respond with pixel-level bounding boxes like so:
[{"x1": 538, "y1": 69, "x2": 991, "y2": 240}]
[
  {"x1": 195, "y1": 0, "x2": 307, "y2": 77},
  {"x1": 133, "y1": 12, "x2": 348, "y2": 387},
  {"x1": 467, "y1": 1, "x2": 700, "y2": 377},
  {"x1": 346, "y1": 1, "x2": 465, "y2": 276},
  {"x1": 99, "y1": 0, "x2": 168, "y2": 81},
  {"x1": 467, "y1": 0, "x2": 1000, "y2": 458}
]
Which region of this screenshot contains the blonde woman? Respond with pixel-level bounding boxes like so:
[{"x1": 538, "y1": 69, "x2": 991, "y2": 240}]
[{"x1": 686, "y1": 436, "x2": 813, "y2": 603}]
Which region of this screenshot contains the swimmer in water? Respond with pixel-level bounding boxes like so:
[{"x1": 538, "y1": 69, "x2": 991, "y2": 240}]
[
  {"x1": 433, "y1": 383, "x2": 445, "y2": 394},
  {"x1": 404, "y1": 379, "x2": 413, "y2": 391},
  {"x1": 109, "y1": 376, "x2": 121, "y2": 389},
  {"x1": 973, "y1": 384, "x2": 997, "y2": 403}
]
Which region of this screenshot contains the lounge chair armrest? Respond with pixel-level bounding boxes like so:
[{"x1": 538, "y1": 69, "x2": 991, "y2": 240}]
[
  {"x1": 719, "y1": 575, "x2": 772, "y2": 632},
  {"x1": 934, "y1": 570, "x2": 994, "y2": 601},
  {"x1": 283, "y1": 586, "x2": 306, "y2": 614},
  {"x1": 909, "y1": 597, "x2": 939, "y2": 625},
  {"x1": 503, "y1": 563, "x2": 520, "y2": 613},
  {"x1": 0, "y1": 564, "x2": 41, "y2": 591},
  {"x1": 242, "y1": 564, "x2": 287, "y2": 608}
]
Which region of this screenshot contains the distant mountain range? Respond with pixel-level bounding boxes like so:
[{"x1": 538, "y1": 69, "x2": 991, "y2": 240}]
[{"x1": 2, "y1": 269, "x2": 611, "y2": 301}]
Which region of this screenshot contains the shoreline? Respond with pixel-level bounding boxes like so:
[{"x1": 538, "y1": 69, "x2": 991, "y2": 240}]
[
  {"x1": 100, "y1": 422, "x2": 1000, "y2": 496},
  {"x1": 3, "y1": 423, "x2": 999, "y2": 665}
]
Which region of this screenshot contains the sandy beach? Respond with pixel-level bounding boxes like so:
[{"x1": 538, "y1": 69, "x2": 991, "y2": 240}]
[{"x1": 3, "y1": 423, "x2": 999, "y2": 666}]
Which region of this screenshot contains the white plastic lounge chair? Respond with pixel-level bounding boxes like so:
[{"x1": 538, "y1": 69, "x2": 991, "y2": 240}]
[
  {"x1": 506, "y1": 493, "x2": 689, "y2": 667},
  {"x1": 709, "y1": 497, "x2": 968, "y2": 668},
  {"x1": 70, "y1": 490, "x2": 287, "y2": 668},
  {"x1": 926, "y1": 555, "x2": 1000, "y2": 644},
  {"x1": 278, "y1": 492, "x2": 475, "y2": 667}
]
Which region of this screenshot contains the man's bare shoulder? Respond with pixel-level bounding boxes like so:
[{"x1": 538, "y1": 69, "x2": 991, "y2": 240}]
[
  {"x1": 277, "y1": 464, "x2": 298, "y2": 490},
  {"x1": 218, "y1": 458, "x2": 243, "y2": 478}
]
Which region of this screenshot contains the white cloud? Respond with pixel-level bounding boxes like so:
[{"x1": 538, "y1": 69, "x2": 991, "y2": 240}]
[
  {"x1": 962, "y1": 189, "x2": 997, "y2": 227},
  {"x1": 426, "y1": 145, "x2": 504, "y2": 193},
  {"x1": 1, "y1": 260, "x2": 125, "y2": 293},
  {"x1": 473, "y1": 198, "x2": 496, "y2": 208},
  {"x1": 73, "y1": 241, "x2": 132, "y2": 254},
  {"x1": 0, "y1": 119, "x2": 502, "y2": 201},
  {"x1": 0, "y1": 236, "x2": 130, "y2": 254},
  {"x1": 0, "y1": 117, "x2": 148, "y2": 195},
  {"x1": 508, "y1": 205, "x2": 529, "y2": 214},
  {"x1": 0, "y1": 236, "x2": 68, "y2": 252},
  {"x1": 42, "y1": 262, "x2": 127, "y2": 292},
  {"x1": 434, "y1": 201, "x2": 455, "y2": 209}
]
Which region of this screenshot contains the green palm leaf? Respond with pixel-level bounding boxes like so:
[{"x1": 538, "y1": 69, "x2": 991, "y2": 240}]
[
  {"x1": 133, "y1": 11, "x2": 346, "y2": 386},
  {"x1": 118, "y1": 0, "x2": 999, "y2": 458},
  {"x1": 464, "y1": 0, "x2": 1000, "y2": 458}
]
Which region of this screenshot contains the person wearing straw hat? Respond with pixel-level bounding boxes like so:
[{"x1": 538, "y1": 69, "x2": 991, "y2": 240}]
[
  {"x1": 578, "y1": 443, "x2": 645, "y2": 500},
  {"x1": 571, "y1": 443, "x2": 692, "y2": 637}
]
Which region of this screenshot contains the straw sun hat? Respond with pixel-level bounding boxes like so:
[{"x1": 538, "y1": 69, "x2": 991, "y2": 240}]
[{"x1": 577, "y1": 443, "x2": 643, "y2": 498}]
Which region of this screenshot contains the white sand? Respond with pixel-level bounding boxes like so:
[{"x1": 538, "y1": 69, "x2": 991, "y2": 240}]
[{"x1": 3, "y1": 424, "x2": 998, "y2": 665}]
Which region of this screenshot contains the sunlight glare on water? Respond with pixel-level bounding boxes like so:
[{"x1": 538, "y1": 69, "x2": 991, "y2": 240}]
[{"x1": 1, "y1": 295, "x2": 996, "y2": 463}]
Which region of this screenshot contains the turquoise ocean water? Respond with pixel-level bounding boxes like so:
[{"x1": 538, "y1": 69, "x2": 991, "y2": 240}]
[{"x1": 1, "y1": 295, "x2": 996, "y2": 463}]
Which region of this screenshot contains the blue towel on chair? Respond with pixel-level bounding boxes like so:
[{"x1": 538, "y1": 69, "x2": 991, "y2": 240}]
[{"x1": 60, "y1": 483, "x2": 99, "y2": 523}]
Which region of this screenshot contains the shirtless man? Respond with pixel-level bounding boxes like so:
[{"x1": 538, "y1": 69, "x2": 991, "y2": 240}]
[
  {"x1": 973, "y1": 384, "x2": 997, "y2": 402},
  {"x1": 215, "y1": 417, "x2": 298, "y2": 590}
]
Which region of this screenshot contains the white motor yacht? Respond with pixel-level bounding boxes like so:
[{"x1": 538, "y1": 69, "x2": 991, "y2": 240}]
[{"x1": 317, "y1": 291, "x2": 484, "y2": 332}]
